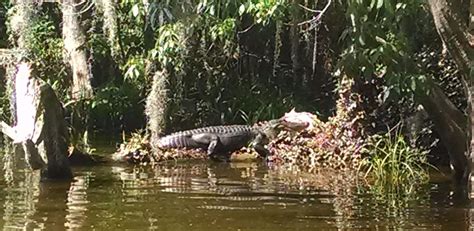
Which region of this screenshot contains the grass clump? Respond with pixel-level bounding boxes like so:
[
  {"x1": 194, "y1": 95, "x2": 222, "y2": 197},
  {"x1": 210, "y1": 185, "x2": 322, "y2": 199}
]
[{"x1": 359, "y1": 126, "x2": 429, "y2": 194}]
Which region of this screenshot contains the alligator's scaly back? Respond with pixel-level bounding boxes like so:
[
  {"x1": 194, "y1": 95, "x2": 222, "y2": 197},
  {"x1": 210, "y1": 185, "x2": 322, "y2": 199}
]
[
  {"x1": 157, "y1": 119, "x2": 287, "y2": 158},
  {"x1": 158, "y1": 125, "x2": 253, "y2": 149}
]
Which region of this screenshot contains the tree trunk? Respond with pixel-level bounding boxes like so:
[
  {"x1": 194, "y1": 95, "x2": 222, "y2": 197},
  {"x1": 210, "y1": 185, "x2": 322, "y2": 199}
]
[
  {"x1": 469, "y1": 0, "x2": 474, "y2": 197},
  {"x1": 143, "y1": 0, "x2": 155, "y2": 51},
  {"x1": 0, "y1": 63, "x2": 72, "y2": 179},
  {"x1": 62, "y1": 0, "x2": 93, "y2": 100},
  {"x1": 7, "y1": 1, "x2": 37, "y2": 126},
  {"x1": 419, "y1": 79, "x2": 468, "y2": 181},
  {"x1": 290, "y1": 0, "x2": 301, "y2": 90},
  {"x1": 95, "y1": 0, "x2": 122, "y2": 61},
  {"x1": 146, "y1": 69, "x2": 169, "y2": 153},
  {"x1": 471, "y1": 0, "x2": 474, "y2": 34},
  {"x1": 426, "y1": 0, "x2": 474, "y2": 186},
  {"x1": 1, "y1": 1, "x2": 72, "y2": 180},
  {"x1": 62, "y1": 0, "x2": 94, "y2": 151},
  {"x1": 8, "y1": 0, "x2": 35, "y2": 50}
]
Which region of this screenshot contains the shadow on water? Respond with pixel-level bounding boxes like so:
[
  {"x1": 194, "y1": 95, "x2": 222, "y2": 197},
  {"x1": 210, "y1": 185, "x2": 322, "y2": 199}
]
[{"x1": 0, "y1": 154, "x2": 473, "y2": 230}]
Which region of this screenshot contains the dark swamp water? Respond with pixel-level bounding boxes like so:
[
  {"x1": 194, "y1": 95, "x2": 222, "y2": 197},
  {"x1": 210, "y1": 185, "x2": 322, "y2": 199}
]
[{"x1": 0, "y1": 146, "x2": 473, "y2": 230}]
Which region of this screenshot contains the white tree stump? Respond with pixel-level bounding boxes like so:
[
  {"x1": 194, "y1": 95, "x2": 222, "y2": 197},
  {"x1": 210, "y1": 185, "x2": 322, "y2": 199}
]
[{"x1": 0, "y1": 63, "x2": 72, "y2": 179}]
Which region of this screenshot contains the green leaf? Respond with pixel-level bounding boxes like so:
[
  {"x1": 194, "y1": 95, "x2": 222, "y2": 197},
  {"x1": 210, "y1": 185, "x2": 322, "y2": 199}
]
[
  {"x1": 239, "y1": 4, "x2": 246, "y2": 15},
  {"x1": 370, "y1": 0, "x2": 376, "y2": 10},
  {"x1": 209, "y1": 5, "x2": 215, "y2": 15},
  {"x1": 410, "y1": 78, "x2": 417, "y2": 92},
  {"x1": 131, "y1": 4, "x2": 140, "y2": 17},
  {"x1": 376, "y1": 0, "x2": 383, "y2": 9},
  {"x1": 375, "y1": 36, "x2": 387, "y2": 45},
  {"x1": 395, "y1": 3, "x2": 405, "y2": 10},
  {"x1": 358, "y1": 35, "x2": 366, "y2": 46},
  {"x1": 384, "y1": 0, "x2": 393, "y2": 13}
]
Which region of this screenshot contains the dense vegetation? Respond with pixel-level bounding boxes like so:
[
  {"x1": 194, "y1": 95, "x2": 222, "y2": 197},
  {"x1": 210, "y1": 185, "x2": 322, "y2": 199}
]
[{"x1": 0, "y1": 1, "x2": 472, "y2": 192}]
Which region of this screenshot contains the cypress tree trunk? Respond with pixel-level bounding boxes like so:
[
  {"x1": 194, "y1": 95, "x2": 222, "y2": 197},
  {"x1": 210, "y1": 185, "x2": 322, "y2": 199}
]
[
  {"x1": 0, "y1": 63, "x2": 72, "y2": 179},
  {"x1": 146, "y1": 70, "x2": 169, "y2": 153},
  {"x1": 1, "y1": 1, "x2": 72, "y2": 180},
  {"x1": 62, "y1": 0, "x2": 94, "y2": 151},
  {"x1": 62, "y1": 0, "x2": 93, "y2": 100},
  {"x1": 426, "y1": 0, "x2": 474, "y2": 186},
  {"x1": 290, "y1": 0, "x2": 301, "y2": 90}
]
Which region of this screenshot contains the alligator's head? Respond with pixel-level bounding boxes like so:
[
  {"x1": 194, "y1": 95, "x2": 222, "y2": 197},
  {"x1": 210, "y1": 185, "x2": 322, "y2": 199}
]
[
  {"x1": 278, "y1": 109, "x2": 317, "y2": 132},
  {"x1": 253, "y1": 119, "x2": 283, "y2": 139},
  {"x1": 255, "y1": 110, "x2": 317, "y2": 139}
]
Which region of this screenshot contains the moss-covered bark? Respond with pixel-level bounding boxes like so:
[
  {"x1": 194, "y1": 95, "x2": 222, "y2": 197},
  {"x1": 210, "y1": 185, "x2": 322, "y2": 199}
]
[
  {"x1": 62, "y1": 0, "x2": 93, "y2": 100},
  {"x1": 146, "y1": 69, "x2": 170, "y2": 152}
]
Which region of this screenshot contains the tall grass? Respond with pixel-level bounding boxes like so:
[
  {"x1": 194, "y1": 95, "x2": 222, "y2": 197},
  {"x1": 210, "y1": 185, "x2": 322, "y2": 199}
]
[{"x1": 359, "y1": 126, "x2": 430, "y2": 195}]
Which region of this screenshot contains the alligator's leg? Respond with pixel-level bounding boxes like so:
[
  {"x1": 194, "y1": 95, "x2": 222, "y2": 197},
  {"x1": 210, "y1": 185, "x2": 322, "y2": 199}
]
[
  {"x1": 206, "y1": 135, "x2": 220, "y2": 156},
  {"x1": 251, "y1": 133, "x2": 270, "y2": 158},
  {"x1": 205, "y1": 135, "x2": 231, "y2": 161},
  {"x1": 191, "y1": 133, "x2": 221, "y2": 156},
  {"x1": 252, "y1": 144, "x2": 270, "y2": 158}
]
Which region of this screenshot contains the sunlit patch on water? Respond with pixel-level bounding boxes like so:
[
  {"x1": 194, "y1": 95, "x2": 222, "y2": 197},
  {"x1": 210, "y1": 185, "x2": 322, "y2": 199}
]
[
  {"x1": 65, "y1": 174, "x2": 92, "y2": 230},
  {"x1": 197, "y1": 205, "x2": 261, "y2": 210}
]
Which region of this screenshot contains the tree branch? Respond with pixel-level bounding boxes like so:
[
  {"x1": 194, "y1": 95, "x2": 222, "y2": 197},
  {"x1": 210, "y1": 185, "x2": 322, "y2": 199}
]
[{"x1": 298, "y1": 0, "x2": 332, "y2": 28}]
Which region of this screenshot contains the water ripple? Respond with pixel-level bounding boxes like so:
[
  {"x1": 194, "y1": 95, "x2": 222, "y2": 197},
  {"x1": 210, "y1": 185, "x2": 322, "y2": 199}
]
[{"x1": 0, "y1": 161, "x2": 468, "y2": 230}]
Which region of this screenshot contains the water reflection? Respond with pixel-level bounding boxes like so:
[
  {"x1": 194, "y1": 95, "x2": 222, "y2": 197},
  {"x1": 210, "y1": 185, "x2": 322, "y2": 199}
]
[
  {"x1": 0, "y1": 159, "x2": 472, "y2": 230},
  {"x1": 2, "y1": 171, "x2": 41, "y2": 230},
  {"x1": 65, "y1": 173, "x2": 92, "y2": 230}
]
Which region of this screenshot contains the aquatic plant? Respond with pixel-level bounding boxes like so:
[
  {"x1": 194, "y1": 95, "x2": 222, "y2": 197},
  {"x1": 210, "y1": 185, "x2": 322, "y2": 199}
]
[
  {"x1": 359, "y1": 125, "x2": 429, "y2": 191},
  {"x1": 355, "y1": 125, "x2": 431, "y2": 216}
]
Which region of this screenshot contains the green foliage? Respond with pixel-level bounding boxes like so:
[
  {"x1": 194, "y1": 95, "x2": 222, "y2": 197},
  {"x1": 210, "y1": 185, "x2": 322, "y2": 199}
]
[
  {"x1": 88, "y1": 29, "x2": 112, "y2": 63},
  {"x1": 359, "y1": 126, "x2": 429, "y2": 192},
  {"x1": 165, "y1": 75, "x2": 295, "y2": 128},
  {"x1": 6, "y1": 5, "x2": 64, "y2": 76},
  {"x1": 357, "y1": 127, "x2": 430, "y2": 213},
  {"x1": 124, "y1": 55, "x2": 147, "y2": 90},
  {"x1": 197, "y1": 0, "x2": 240, "y2": 19},
  {"x1": 0, "y1": 0, "x2": 320, "y2": 136},
  {"x1": 90, "y1": 82, "x2": 143, "y2": 131},
  {"x1": 338, "y1": 0, "x2": 425, "y2": 101},
  {"x1": 151, "y1": 22, "x2": 185, "y2": 73},
  {"x1": 119, "y1": 1, "x2": 146, "y2": 56},
  {"x1": 24, "y1": 11, "x2": 68, "y2": 98},
  {"x1": 143, "y1": 0, "x2": 299, "y2": 128},
  {"x1": 239, "y1": 0, "x2": 288, "y2": 24},
  {"x1": 209, "y1": 18, "x2": 237, "y2": 54},
  {"x1": 214, "y1": 83, "x2": 294, "y2": 124},
  {"x1": 195, "y1": 0, "x2": 289, "y2": 23},
  {"x1": 357, "y1": 125, "x2": 431, "y2": 212}
]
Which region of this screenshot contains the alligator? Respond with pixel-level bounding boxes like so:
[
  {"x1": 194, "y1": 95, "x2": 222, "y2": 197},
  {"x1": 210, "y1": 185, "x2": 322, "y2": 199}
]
[{"x1": 157, "y1": 119, "x2": 287, "y2": 159}]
